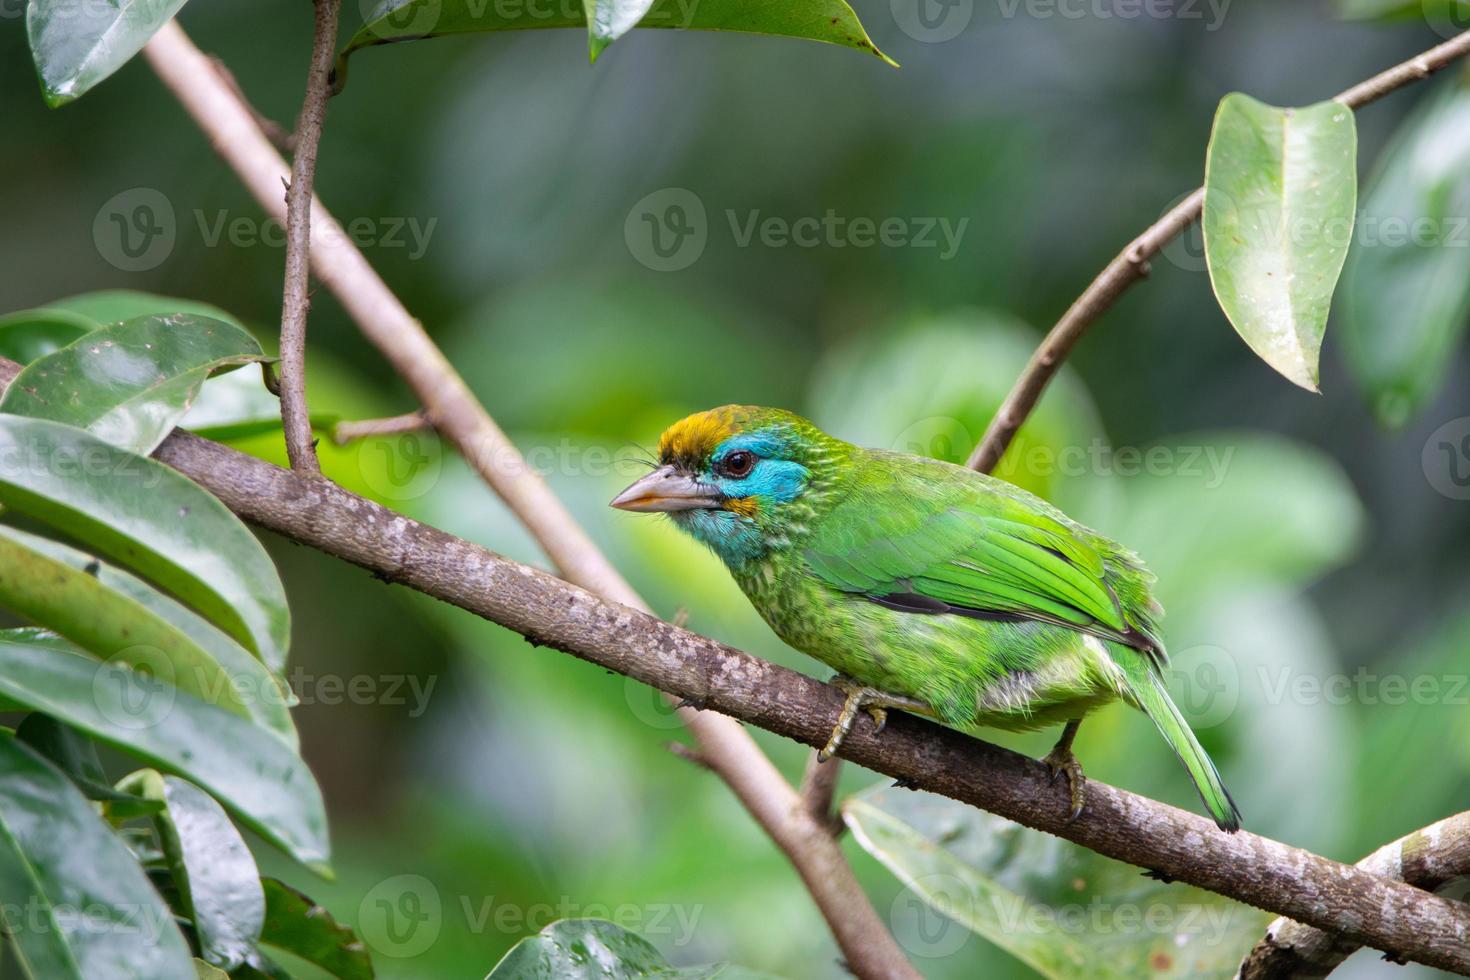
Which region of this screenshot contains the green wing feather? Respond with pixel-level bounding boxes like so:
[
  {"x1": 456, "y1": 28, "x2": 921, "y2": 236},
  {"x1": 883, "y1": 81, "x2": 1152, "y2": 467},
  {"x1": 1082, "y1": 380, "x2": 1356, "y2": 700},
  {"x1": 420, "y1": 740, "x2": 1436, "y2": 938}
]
[{"x1": 803, "y1": 450, "x2": 1165, "y2": 661}]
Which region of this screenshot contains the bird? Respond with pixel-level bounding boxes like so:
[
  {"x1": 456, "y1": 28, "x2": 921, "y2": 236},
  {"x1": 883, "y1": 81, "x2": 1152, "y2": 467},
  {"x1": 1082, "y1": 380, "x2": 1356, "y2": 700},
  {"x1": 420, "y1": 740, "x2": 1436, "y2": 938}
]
[{"x1": 610, "y1": 405, "x2": 1240, "y2": 832}]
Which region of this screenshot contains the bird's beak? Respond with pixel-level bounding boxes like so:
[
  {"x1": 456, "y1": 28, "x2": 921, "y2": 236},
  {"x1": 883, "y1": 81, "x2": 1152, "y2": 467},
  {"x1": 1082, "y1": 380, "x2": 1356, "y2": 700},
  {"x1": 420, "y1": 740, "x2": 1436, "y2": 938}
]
[{"x1": 610, "y1": 465, "x2": 722, "y2": 513}]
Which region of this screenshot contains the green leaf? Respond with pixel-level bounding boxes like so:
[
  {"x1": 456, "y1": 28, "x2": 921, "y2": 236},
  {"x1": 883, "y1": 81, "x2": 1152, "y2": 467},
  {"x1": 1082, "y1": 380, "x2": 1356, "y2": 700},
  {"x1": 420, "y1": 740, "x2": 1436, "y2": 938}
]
[
  {"x1": 26, "y1": 0, "x2": 191, "y2": 107},
  {"x1": 195, "y1": 960, "x2": 230, "y2": 980},
  {"x1": 0, "y1": 632, "x2": 329, "y2": 868},
  {"x1": 1204, "y1": 94, "x2": 1358, "y2": 391},
  {"x1": 1335, "y1": 0, "x2": 1469, "y2": 21},
  {"x1": 1342, "y1": 77, "x2": 1470, "y2": 427},
  {"x1": 0, "y1": 314, "x2": 264, "y2": 455},
  {"x1": 252, "y1": 878, "x2": 373, "y2": 980},
  {"x1": 14, "y1": 712, "x2": 164, "y2": 818},
  {"x1": 844, "y1": 787, "x2": 1268, "y2": 979},
  {"x1": 0, "y1": 735, "x2": 196, "y2": 979},
  {"x1": 584, "y1": 0, "x2": 658, "y2": 60},
  {"x1": 0, "y1": 527, "x2": 298, "y2": 748},
  {"x1": 43, "y1": 291, "x2": 243, "y2": 330},
  {"x1": 486, "y1": 918, "x2": 776, "y2": 979},
  {"x1": 0, "y1": 528, "x2": 264, "y2": 723},
  {"x1": 181, "y1": 366, "x2": 284, "y2": 441},
  {"x1": 340, "y1": 0, "x2": 894, "y2": 90},
  {"x1": 0, "y1": 416, "x2": 291, "y2": 670},
  {"x1": 0, "y1": 309, "x2": 97, "y2": 365},
  {"x1": 120, "y1": 771, "x2": 265, "y2": 971}
]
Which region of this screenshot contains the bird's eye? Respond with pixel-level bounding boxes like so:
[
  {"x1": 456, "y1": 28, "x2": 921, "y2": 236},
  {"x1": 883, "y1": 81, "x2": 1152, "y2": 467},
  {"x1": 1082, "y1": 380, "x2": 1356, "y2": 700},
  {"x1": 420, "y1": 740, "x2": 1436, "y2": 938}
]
[{"x1": 716, "y1": 450, "x2": 755, "y2": 479}]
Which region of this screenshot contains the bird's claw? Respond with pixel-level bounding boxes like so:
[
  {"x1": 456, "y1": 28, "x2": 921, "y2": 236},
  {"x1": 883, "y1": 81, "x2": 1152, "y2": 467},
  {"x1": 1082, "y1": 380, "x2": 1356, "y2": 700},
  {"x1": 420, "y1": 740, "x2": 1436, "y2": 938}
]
[
  {"x1": 819, "y1": 676, "x2": 927, "y2": 763},
  {"x1": 1043, "y1": 748, "x2": 1087, "y2": 822}
]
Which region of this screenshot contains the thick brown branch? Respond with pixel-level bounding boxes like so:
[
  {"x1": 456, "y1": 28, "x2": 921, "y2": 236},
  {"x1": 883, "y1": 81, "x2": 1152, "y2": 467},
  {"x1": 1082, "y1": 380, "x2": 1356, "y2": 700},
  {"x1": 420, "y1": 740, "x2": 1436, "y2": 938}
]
[
  {"x1": 122, "y1": 416, "x2": 1468, "y2": 975},
  {"x1": 276, "y1": 0, "x2": 340, "y2": 473},
  {"x1": 967, "y1": 29, "x2": 1470, "y2": 474},
  {"x1": 143, "y1": 23, "x2": 918, "y2": 979},
  {"x1": 1239, "y1": 811, "x2": 1470, "y2": 979}
]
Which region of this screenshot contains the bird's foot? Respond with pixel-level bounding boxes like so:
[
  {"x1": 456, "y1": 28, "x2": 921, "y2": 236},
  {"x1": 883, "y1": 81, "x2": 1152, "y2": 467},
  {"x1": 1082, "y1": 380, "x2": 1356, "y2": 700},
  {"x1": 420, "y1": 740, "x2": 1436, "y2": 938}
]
[
  {"x1": 1042, "y1": 744, "x2": 1087, "y2": 822},
  {"x1": 819, "y1": 675, "x2": 930, "y2": 763}
]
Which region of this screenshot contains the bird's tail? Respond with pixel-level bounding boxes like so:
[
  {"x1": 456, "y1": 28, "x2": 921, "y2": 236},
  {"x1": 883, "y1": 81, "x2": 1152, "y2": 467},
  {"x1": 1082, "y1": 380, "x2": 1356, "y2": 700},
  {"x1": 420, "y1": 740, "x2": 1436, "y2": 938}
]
[{"x1": 1111, "y1": 646, "x2": 1241, "y2": 832}]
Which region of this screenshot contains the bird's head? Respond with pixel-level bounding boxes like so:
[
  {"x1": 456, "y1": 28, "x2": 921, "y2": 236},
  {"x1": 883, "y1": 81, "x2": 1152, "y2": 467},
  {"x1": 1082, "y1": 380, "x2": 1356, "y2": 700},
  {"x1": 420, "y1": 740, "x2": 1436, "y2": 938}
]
[{"x1": 611, "y1": 406, "x2": 850, "y2": 568}]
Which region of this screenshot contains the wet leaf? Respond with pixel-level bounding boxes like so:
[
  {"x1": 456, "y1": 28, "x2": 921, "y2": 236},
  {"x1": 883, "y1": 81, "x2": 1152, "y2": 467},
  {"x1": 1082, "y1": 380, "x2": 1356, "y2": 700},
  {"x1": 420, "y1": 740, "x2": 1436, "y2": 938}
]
[
  {"x1": 0, "y1": 735, "x2": 195, "y2": 978},
  {"x1": 0, "y1": 526, "x2": 298, "y2": 748},
  {"x1": 121, "y1": 771, "x2": 265, "y2": 971},
  {"x1": 27, "y1": 0, "x2": 192, "y2": 107},
  {"x1": 485, "y1": 918, "x2": 778, "y2": 978},
  {"x1": 844, "y1": 787, "x2": 1268, "y2": 979},
  {"x1": 339, "y1": 0, "x2": 893, "y2": 90},
  {"x1": 0, "y1": 416, "x2": 290, "y2": 670},
  {"x1": 1342, "y1": 76, "x2": 1470, "y2": 426},
  {"x1": 252, "y1": 878, "x2": 373, "y2": 980},
  {"x1": 1204, "y1": 94, "x2": 1358, "y2": 391},
  {"x1": 0, "y1": 313, "x2": 263, "y2": 455},
  {"x1": 0, "y1": 632, "x2": 329, "y2": 868}
]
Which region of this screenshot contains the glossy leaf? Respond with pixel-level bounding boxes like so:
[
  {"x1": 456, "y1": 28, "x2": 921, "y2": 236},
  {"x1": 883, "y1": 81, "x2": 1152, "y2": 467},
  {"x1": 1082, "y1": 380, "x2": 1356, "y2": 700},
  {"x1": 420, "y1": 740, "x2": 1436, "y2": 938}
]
[
  {"x1": 43, "y1": 290, "x2": 242, "y2": 330},
  {"x1": 0, "y1": 309, "x2": 97, "y2": 365},
  {"x1": 0, "y1": 416, "x2": 291, "y2": 670},
  {"x1": 1342, "y1": 77, "x2": 1470, "y2": 426},
  {"x1": 0, "y1": 633, "x2": 329, "y2": 868},
  {"x1": 1204, "y1": 94, "x2": 1358, "y2": 391},
  {"x1": 14, "y1": 712, "x2": 163, "y2": 818},
  {"x1": 486, "y1": 918, "x2": 776, "y2": 979},
  {"x1": 0, "y1": 527, "x2": 297, "y2": 747},
  {"x1": 182, "y1": 365, "x2": 284, "y2": 441},
  {"x1": 0, "y1": 314, "x2": 264, "y2": 455},
  {"x1": 340, "y1": 0, "x2": 894, "y2": 89},
  {"x1": 194, "y1": 960, "x2": 229, "y2": 980},
  {"x1": 253, "y1": 878, "x2": 373, "y2": 980},
  {"x1": 26, "y1": 0, "x2": 191, "y2": 107},
  {"x1": 0, "y1": 735, "x2": 196, "y2": 979},
  {"x1": 844, "y1": 787, "x2": 1268, "y2": 979},
  {"x1": 0, "y1": 529, "x2": 258, "y2": 721},
  {"x1": 121, "y1": 771, "x2": 265, "y2": 971},
  {"x1": 585, "y1": 0, "x2": 658, "y2": 60}
]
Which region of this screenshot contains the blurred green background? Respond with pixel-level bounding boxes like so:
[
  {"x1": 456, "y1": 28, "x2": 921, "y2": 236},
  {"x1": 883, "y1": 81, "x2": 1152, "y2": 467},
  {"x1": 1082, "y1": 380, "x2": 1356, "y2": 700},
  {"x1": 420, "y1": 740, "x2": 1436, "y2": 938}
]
[{"x1": 4, "y1": 1, "x2": 1469, "y2": 976}]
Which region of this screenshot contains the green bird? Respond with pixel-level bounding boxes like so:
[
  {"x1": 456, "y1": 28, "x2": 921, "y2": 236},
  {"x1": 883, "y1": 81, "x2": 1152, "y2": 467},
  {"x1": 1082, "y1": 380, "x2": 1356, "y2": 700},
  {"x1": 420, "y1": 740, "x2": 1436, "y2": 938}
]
[{"x1": 611, "y1": 406, "x2": 1240, "y2": 832}]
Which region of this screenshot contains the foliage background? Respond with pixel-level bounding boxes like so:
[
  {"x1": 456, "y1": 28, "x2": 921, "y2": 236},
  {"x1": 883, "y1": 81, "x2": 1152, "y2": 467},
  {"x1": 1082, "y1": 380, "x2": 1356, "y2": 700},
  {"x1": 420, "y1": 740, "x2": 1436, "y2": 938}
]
[{"x1": 3, "y1": 1, "x2": 1469, "y2": 976}]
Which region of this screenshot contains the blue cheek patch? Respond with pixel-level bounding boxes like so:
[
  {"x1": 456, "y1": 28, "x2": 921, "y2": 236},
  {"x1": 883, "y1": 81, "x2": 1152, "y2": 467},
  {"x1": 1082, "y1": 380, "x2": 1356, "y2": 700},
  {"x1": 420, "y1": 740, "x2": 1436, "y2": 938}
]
[
  {"x1": 676, "y1": 509, "x2": 765, "y2": 565},
  {"x1": 709, "y1": 431, "x2": 809, "y2": 504}
]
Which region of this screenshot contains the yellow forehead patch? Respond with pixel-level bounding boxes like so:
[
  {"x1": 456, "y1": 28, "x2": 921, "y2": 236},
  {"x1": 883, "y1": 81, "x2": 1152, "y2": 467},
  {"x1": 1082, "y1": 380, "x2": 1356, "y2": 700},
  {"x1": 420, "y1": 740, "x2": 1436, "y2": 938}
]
[{"x1": 658, "y1": 408, "x2": 739, "y2": 464}]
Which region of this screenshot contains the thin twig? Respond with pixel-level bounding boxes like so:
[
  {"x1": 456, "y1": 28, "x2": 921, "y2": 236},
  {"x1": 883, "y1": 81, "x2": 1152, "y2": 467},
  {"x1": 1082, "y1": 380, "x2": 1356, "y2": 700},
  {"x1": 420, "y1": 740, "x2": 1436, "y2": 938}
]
[
  {"x1": 143, "y1": 23, "x2": 919, "y2": 979},
  {"x1": 331, "y1": 411, "x2": 429, "y2": 445},
  {"x1": 800, "y1": 754, "x2": 845, "y2": 837},
  {"x1": 6, "y1": 381, "x2": 1447, "y2": 973},
  {"x1": 276, "y1": 0, "x2": 340, "y2": 474},
  {"x1": 1238, "y1": 811, "x2": 1470, "y2": 979},
  {"x1": 967, "y1": 29, "x2": 1470, "y2": 474}
]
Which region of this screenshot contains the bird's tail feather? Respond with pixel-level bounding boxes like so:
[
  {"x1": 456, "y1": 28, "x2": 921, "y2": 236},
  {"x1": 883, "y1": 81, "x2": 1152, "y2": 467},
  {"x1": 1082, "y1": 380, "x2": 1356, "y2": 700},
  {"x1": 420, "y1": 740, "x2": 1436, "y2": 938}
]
[{"x1": 1113, "y1": 648, "x2": 1241, "y2": 832}]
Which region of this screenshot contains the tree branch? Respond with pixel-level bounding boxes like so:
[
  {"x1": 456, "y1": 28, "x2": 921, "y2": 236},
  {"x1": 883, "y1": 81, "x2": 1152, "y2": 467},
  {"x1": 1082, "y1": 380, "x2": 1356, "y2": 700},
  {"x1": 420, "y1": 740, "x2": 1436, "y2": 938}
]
[
  {"x1": 143, "y1": 22, "x2": 920, "y2": 979},
  {"x1": 1238, "y1": 811, "x2": 1470, "y2": 979},
  {"x1": 276, "y1": 0, "x2": 340, "y2": 473},
  {"x1": 967, "y1": 29, "x2": 1470, "y2": 474},
  {"x1": 81, "y1": 403, "x2": 1470, "y2": 976},
  {"x1": 330, "y1": 411, "x2": 429, "y2": 444}
]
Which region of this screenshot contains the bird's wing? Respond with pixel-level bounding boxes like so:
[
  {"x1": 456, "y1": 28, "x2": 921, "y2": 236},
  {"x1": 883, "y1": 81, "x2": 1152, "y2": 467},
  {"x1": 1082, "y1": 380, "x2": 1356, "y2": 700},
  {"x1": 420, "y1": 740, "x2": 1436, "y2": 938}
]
[{"x1": 803, "y1": 451, "x2": 1164, "y2": 659}]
